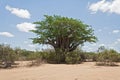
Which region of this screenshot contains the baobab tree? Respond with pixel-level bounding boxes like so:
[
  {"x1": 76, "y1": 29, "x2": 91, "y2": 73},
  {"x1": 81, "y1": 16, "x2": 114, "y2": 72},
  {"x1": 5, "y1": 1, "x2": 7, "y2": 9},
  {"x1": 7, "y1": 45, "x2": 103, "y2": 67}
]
[{"x1": 31, "y1": 15, "x2": 97, "y2": 63}]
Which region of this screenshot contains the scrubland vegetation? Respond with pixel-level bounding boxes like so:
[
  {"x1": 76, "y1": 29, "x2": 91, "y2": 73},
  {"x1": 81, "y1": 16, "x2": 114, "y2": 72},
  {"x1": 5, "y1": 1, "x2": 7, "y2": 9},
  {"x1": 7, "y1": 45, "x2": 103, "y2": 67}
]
[{"x1": 0, "y1": 43, "x2": 120, "y2": 68}]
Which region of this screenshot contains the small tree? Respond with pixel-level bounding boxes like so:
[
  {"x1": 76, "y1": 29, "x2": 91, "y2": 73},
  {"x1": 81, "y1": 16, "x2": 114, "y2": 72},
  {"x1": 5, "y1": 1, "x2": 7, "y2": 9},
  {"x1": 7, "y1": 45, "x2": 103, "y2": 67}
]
[
  {"x1": 31, "y1": 15, "x2": 97, "y2": 63},
  {"x1": 97, "y1": 46, "x2": 106, "y2": 52}
]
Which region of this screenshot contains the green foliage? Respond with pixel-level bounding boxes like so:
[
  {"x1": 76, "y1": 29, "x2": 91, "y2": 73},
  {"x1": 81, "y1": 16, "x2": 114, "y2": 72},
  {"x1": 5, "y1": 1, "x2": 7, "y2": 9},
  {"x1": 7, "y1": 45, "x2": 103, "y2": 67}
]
[
  {"x1": 96, "y1": 49, "x2": 120, "y2": 66},
  {"x1": 83, "y1": 52, "x2": 97, "y2": 61},
  {"x1": 0, "y1": 44, "x2": 15, "y2": 62},
  {"x1": 14, "y1": 48, "x2": 34, "y2": 61},
  {"x1": 0, "y1": 44, "x2": 16, "y2": 68},
  {"x1": 41, "y1": 51, "x2": 57, "y2": 63},
  {"x1": 27, "y1": 52, "x2": 41, "y2": 60},
  {"x1": 31, "y1": 15, "x2": 97, "y2": 63},
  {"x1": 65, "y1": 52, "x2": 81, "y2": 64},
  {"x1": 39, "y1": 50, "x2": 62, "y2": 64}
]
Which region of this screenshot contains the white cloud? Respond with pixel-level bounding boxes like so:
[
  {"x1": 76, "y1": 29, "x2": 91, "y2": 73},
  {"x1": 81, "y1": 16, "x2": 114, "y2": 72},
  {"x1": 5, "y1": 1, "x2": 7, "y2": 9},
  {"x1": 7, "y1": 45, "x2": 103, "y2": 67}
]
[
  {"x1": 117, "y1": 39, "x2": 120, "y2": 42},
  {"x1": 0, "y1": 32, "x2": 14, "y2": 37},
  {"x1": 6, "y1": 5, "x2": 31, "y2": 19},
  {"x1": 110, "y1": 38, "x2": 120, "y2": 47},
  {"x1": 107, "y1": 39, "x2": 120, "y2": 52},
  {"x1": 28, "y1": 44, "x2": 36, "y2": 48},
  {"x1": 113, "y1": 38, "x2": 120, "y2": 45},
  {"x1": 89, "y1": 0, "x2": 120, "y2": 15},
  {"x1": 112, "y1": 30, "x2": 119, "y2": 33},
  {"x1": 17, "y1": 22, "x2": 36, "y2": 32},
  {"x1": 99, "y1": 44, "x2": 105, "y2": 47}
]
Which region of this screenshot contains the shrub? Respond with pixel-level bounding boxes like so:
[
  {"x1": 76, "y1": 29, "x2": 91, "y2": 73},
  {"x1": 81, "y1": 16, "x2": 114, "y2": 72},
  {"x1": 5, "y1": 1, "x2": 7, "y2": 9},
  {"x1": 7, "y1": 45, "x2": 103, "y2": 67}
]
[
  {"x1": 96, "y1": 49, "x2": 120, "y2": 66},
  {"x1": 85, "y1": 52, "x2": 97, "y2": 61},
  {"x1": 65, "y1": 52, "x2": 81, "y2": 64},
  {"x1": 27, "y1": 52, "x2": 44, "y2": 67},
  {"x1": 40, "y1": 51, "x2": 60, "y2": 64},
  {"x1": 0, "y1": 44, "x2": 16, "y2": 68}
]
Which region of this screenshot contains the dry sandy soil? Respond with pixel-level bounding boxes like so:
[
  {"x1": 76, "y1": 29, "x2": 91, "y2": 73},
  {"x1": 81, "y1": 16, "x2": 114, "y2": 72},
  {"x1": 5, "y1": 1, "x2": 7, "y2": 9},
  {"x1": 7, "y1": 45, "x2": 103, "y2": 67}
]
[{"x1": 0, "y1": 62, "x2": 120, "y2": 80}]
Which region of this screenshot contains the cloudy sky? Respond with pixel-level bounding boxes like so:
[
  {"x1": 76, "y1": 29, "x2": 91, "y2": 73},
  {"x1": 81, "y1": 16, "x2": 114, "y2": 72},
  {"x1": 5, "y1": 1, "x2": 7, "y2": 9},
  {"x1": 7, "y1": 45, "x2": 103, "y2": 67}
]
[{"x1": 0, "y1": 0, "x2": 120, "y2": 52}]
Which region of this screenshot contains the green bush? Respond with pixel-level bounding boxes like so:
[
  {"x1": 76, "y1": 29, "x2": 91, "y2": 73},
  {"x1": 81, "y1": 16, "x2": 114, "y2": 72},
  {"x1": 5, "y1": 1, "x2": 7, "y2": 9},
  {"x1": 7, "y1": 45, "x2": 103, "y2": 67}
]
[
  {"x1": 0, "y1": 44, "x2": 17, "y2": 68},
  {"x1": 39, "y1": 50, "x2": 82, "y2": 64},
  {"x1": 84, "y1": 52, "x2": 97, "y2": 61},
  {"x1": 65, "y1": 52, "x2": 81, "y2": 64},
  {"x1": 40, "y1": 51, "x2": 60, "y2": 64},
  {"x1": 96, "y1": 49, "x2": 120, "y2": 66}
]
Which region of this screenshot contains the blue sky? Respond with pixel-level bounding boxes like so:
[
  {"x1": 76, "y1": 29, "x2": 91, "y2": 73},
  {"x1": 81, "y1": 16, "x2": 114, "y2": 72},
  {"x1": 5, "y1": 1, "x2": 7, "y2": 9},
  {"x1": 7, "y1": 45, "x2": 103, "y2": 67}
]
[{"x1": 0, "y1": 0, "x2": 120, "y2": 52}]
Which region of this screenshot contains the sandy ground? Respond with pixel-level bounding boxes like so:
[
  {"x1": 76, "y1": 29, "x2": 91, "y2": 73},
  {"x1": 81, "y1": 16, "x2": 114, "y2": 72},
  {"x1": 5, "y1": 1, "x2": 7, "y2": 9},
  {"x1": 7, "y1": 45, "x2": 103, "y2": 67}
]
[{"x1": 0, "y1": 62, "x2": 120, "y2": 80}]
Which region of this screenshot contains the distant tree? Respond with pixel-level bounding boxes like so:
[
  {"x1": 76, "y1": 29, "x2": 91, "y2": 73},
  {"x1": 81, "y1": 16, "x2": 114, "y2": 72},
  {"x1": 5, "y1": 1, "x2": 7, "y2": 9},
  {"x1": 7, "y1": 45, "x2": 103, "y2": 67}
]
[
  {"x1": 31, "y1": 15, "x2": 97, "y2": 63},
  {"x1": 97, "y1": 46, "x2": 106, "y2": 52}
]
